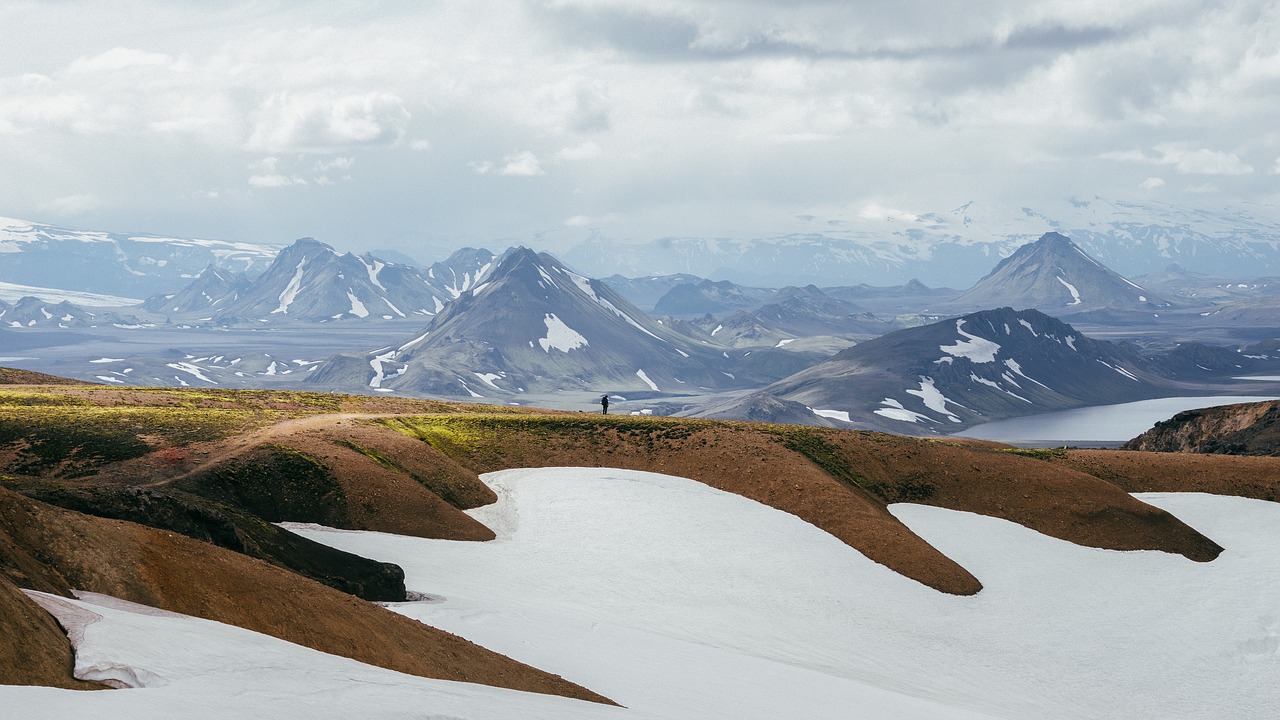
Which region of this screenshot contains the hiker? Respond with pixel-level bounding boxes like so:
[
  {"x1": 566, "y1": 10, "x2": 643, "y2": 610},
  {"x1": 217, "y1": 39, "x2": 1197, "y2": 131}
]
[{"x1": 600, "y1": 394, "x2": 609, "y2": 414}]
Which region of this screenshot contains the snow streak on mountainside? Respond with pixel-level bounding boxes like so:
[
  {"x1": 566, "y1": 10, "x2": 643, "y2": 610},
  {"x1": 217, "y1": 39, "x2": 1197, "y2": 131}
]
[
  {"x1": 308, "y1": 248, "x2": 775, "y2": 397},
  {"x1": 0, "y1": 216, "x2": 279, "y2": 298}
]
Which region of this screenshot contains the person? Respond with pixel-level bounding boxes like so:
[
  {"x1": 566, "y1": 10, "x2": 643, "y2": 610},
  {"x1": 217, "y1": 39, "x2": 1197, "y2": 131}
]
[{"x1": 600, "y1": 394, "x2": 609, "y2": 414}]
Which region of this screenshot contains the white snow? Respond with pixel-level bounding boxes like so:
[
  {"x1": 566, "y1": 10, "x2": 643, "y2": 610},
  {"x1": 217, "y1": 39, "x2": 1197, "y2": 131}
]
[
  {"x1": 4, "y1": 471, "x2": 1280, "y2": 718},
  {"x1": 775, "y1": 338, "x2": 796, "y2": 347},
  {"x1": 538, "y1": 313, "x2": 588, "y2": 353},
  {"x1": 94, "y1": 376, "x2": 125, "y2": 384},
  {"x1": 474, "y1": 372, "x2": 504, "y2": 390},
  {"x1": 1017, "y1": 319, "x2": 1038, "y2": 336},
  {"x1": 89, "y1": 358, "x2": 124, "y2": 364},
  {"x1": 811, "y1": 408, "x2": 852, "y2": 422},
  {"x1": 711, "y1": 324, "x2": 723, "y2": 336},
  {"x1": 1064, "y1": 335, "x2": 1077, "y2": 350},
  {"x1": 0, "y1": 280, "x2": 140, "y2": 307},
  {"x1": 1056, "y1": 276, "x2": 1082, "y2": 305},
  {"x1": 271, "y1": 259, "x2": 308, "y2": 314},
  {"x1": 361, "y1": 257, "x2": 385, "y2": 290},
  {"x1": 345, "y1": 291, "x2": 369, "y2": 318},
  {"x1": 939, "y1": 320, "x2": 1000, "y2": 363},
  {"x1": 874, "y1": 397, "x2": 936, "y2": 424},
  {"x1": 906, "y1": 376, "x2": 963, "y2": 422},
  {"x1": 166, "y1": 362, "x2": 216, "y2": 384},
  {"x1": 1003, "y1": 358, "x2": 1051, "y2": 390},
  {"x1": 635, "y1": 369, "x2": 659, "y2": 391}
]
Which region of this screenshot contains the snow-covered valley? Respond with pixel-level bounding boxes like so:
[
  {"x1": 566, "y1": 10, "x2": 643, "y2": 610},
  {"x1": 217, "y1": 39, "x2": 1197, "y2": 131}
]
[{"x1": 5, "y1": 467, "x2": 1278, "y2": 719}]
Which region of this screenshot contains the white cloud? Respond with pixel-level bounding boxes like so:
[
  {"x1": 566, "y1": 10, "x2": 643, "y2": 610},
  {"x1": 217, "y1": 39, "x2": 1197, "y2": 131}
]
[
  {"x1": 247, "y1": 92, "x2": 410, "y2": 152},
  {"x1": 1139, "y1": 177, "x2": 1165, "y2": 189},
  {"x1": 410, "y1": 139, "x2": 432, "y2": 151},
  {"x1": 1155, "y1": 146, "x2": 1254, "y2": 176},
  {"x1": 38, "y1": 193, "x2": 102, "y2": 215},
  {"x1": 558, "y1": 141, "x2": 602, "y2": 160},
  {"x1": 248, "y1": 174, "x2": 307, "y2": 188},
  {"x1": 315, "y1": 157, "x2": 354, "y2": 173},
  {"x1": 565, "y1": 215, "x2": 592, "y2": 226},
  {"x1": 475, "y1": 151, "x2": 546, "y2": 177},
  {"x1": 67, "y1": 47, "x2": 173, "y2": 75},
  {"x1": 858, "y1": 203, "x2": 922, "y2": 223}
]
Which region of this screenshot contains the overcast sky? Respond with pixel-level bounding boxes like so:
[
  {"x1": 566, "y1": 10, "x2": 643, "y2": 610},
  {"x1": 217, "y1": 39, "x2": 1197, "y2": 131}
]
[{"x1": 1, "y1": 0, "x2": 1277, "y2": 259}]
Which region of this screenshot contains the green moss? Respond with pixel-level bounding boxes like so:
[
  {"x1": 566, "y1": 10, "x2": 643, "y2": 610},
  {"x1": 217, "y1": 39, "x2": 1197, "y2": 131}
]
[
  {"x1": 0, "y1": 405, "x2": 274, "y2": 476},
  {"x1": 763, "y1": 425, "x2": 871, "y2": 492},
  {"x1": 998, "y1": 447, "x2": 1069, "y2": 461}
]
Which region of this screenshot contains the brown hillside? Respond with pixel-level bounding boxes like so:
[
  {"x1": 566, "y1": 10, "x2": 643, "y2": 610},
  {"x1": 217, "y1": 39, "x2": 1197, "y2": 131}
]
[
  {"x1": 0, "y1": 367, "x2": 89, "y2": 385},
  {"x1": 0, "y1": 487, "x2": 611, "y2": 704},
  {"x1": 1053, "y1": 449, "x2": 1280, "y2": 502},
  {"x1": 1123, "y1": 400, "x2": 1280, "y2": 456},
  {"x1": 0, "y1": 576, "x2": 104, "y2": 689}
]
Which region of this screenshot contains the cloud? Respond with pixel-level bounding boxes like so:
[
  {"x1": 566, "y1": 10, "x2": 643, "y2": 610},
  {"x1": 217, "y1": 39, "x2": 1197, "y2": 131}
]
[
  {"x1": 410, "y1": 139, "x2": 432, "y2": 151},
  {"x1": 1155, "y1": 146, "x2": 1254, "y2": 175},
  {"x1": 38, "y1": 193, "x2": 102, "y2": 215},
  {"x1": 247, "y1": 92, "x2": 410, "y2": 152},
  {"x1": 558, "y1": 141, "x2": 602, "y2": 161},
  {"x1": 314, "y1": 157, "x2": 354, "y2": 173},
  {"x1": 473, "y1": 151, "x2": 546, "y2": 176},
  {"x1": 1139, "y1": 177, "x2": 1165, "y2": 189},
  {"x1": 248, "y1": 174, "x2": 307, "y2": 188},
  {"x1": 67, "y1": 47, "x2": 173, "y2": 74}
]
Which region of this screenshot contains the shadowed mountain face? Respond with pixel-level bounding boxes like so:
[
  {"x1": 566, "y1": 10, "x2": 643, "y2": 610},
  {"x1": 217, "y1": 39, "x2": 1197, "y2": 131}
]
[
  {"x1": 685, "y1": 285, "x2": 896, "y2": 348},
  {"x1": 652, "y1": 278, "x2": 773, "y2": 317},
  {"x1": 713, "y1": 307, "x2": 1179, "y2": 433},
  {"x1": 309, "y1": 248, "x2": 776, "y2": 397},
  {"x1": 949, "y1": 232, "x2": 1167, "y2": 316}
]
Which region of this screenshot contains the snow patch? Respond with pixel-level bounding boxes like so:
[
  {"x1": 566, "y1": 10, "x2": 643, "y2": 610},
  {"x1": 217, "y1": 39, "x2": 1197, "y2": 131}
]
[
  {"x1": 812, "y1": 409, "x2": 851, "y2": 422},
  {"x1": 346, "y1": 291, "x2": 368, "y2": 318},
  {"x1": 271, "y1": 258, "x2": 308, "y2": 314},
  {"x1": 1056, "y1": 276, "x2": 1082, "y2": 306},
  {"x1": 906, "y1": 376, "x2": 963, "y2": 422},
  {"x1": 538, "y1": 313, "x2": 588, "y2": 353},
  {"x1": 939, "y1": 320, "x2": 1000, "y2": 363},
  {"x1": 636, "y1": 369, "x2": 659, "y2": 391}
]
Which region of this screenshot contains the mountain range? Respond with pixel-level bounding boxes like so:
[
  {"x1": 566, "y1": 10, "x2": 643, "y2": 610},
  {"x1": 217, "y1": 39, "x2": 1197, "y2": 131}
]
[{"x1": 309, "y1": 248, "x2": 778, "y2": 398}]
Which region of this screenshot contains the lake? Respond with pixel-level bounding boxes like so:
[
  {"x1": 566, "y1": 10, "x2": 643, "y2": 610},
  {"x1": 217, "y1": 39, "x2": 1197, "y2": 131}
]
[{"x1": 953, "y1": 395, "x2": 1280, "y2": 447}]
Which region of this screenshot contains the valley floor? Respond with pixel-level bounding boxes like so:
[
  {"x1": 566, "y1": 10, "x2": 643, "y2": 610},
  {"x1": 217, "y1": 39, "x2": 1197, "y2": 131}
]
[{"x1": 4, "y1": 467, "x2": 1278, "y2": 719}]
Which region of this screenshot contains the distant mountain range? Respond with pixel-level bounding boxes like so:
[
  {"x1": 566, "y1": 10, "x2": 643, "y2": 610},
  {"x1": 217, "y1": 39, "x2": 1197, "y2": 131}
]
[
  {"x1": 0, "y1": 216, "x2": 279, "y2": 299},
  {"x1": 564, "y1": 198, "x2": 1280, "y2": 287},
  {"x1": 309, "y1": 248, "x2": 788, "y2": 398},
  {"x1": 143, "y1": 239, "x2": 497, "y2": 325},
  {"x1": 0, "y1": 296, "x2": 139, "y2": 329}
]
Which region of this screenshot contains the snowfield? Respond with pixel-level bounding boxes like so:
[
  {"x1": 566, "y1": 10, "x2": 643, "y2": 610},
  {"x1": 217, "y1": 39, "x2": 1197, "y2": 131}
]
[{"x1": 4, "y1": 467, "x2": 1279, "y2": 719}]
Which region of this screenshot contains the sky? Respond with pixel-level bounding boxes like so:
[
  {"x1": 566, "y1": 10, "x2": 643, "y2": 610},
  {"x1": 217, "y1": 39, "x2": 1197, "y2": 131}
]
[{"x1": 1, "y1": 0, "x2": 1277, "y2": 261}]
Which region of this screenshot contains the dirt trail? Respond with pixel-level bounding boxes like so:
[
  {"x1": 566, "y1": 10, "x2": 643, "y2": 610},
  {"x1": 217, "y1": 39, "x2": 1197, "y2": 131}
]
[{"x1": 144, "y1": 412, "x2": 394, "y2": 486}]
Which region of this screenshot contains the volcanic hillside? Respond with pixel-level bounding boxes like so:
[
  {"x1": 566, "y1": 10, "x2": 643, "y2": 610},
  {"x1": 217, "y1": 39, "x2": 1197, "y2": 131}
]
[
  {"x1": 1123, "y1": 399, "x2": 1280, "y2": 455},
  {"x1": 2, "y1": 375, "x2": 1279, "y2": 701}
]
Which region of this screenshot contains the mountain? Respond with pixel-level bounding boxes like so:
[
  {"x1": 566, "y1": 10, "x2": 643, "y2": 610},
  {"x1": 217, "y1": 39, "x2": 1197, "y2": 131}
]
[
  {"x1": 600, "y1": 273, "x2": 704, "y2": 312},
  {"x1": 822, "y1": 279, "x2": 961, "y2": 316},
  {"x1": 564, "y1": 198, "x2": 1280, "y2": 288},
  {"x1": 141, "y1": 264, "x2": 253, "y2": 316},
  {"x1": 0, "y1": 296, "x2": 140, "y2": 329},
  {"x1": 948, "y1": 232, "x2": 1167, "y2": 315},
  {"x1": 422, "y1": 247, "x2": 499, "y2": 301},
  {"x1": 651, "y1": 279, "x2": 774, "y2": 318},
  {"x1": 309, "y1": 248, "x2": 761, "y2": 397},
  {"x1": 686, "y1": 285, "x2": 895, "y2": 349},
  {"x1": 206, "y1": 239, "x2": 482, "y2": 324},
  {"x1": 719, "y1": 307, "x2": 1175, "y2": 434},
  {"x1": 0, "y1": 216, "x2": 279, "y2": 299},
  {"x1": 1195, "y1": 295, "x2": 1280, "y2": 328}
]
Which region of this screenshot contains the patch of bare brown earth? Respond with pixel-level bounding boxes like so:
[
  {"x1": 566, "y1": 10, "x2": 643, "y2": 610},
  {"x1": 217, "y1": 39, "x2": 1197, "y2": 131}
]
[
  {"x1": 0, "y1": 487, "x2": 612, "y2": 704},
  {"x1": 1052, "y1": 449, "x2": 1280, "y2": 503},
  {"x1": 0, "y1": 575, "x2": 104, "y2": 689}
]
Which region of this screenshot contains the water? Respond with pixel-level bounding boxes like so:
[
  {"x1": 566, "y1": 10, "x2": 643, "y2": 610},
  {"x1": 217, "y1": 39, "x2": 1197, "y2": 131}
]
[{"x1": 953, "y1": 396, "x2": 1280, "y2": 447}]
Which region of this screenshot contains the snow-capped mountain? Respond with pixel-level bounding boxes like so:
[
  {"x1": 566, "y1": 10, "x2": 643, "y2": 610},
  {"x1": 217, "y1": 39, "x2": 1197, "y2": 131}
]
[
  {"x1": 422, "y1": 248, "x2": 499, "y2": 301},
  {"x1": 141, "y1": 265, "x2": 252, "y2": 316},
  {"x1": 0, "y1": 216, "x2": 279, "y2": 299},
  {"x1": 564, "y1": 198, "x2": 1280, "y2": 288},
  {"x1": 721, "y1": 308, "x2": 1181, "y2": 434},
  {"x1": 686, "y1": 285, "x2": 894, "y2": 349},
  {"x1": 207, "y1": 238, "x2": 475, "y2": 324},
  {"x1": 947, "y1": 232, "x2": 1167, "y2": 315},
  {"x1": 308, "y1": 248, "x2": 762, "y2": 397},
  {"x1": 0, "y1": 296, "x2": 140, "y2": 329}
]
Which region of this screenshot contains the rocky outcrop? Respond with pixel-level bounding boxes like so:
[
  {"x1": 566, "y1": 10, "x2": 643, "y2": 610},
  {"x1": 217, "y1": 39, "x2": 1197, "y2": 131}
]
[{"x1": 1123, "y1": 400, "x2": 1280, "y2": 455}]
